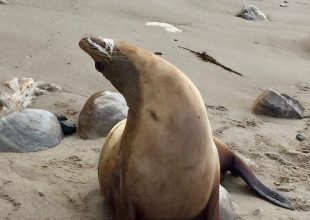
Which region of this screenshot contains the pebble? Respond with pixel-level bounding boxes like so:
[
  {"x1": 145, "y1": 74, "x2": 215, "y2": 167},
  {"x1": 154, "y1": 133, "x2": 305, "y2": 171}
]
[
  {"x1": 237, "y1": 5, "x2": 267, "y2": 21},
  {"x1": 296, "y1": 133, "x2": 305, "y2": 141}
]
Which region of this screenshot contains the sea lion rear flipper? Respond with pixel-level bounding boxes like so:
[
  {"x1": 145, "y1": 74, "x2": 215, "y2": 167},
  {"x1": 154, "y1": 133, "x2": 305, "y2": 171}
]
[
  {"x1": 214, "y1": 137, "x2": 295, "y2": 210},
  {"x1": 231, "y1": 154, "x2": 294, "y2": 210}
]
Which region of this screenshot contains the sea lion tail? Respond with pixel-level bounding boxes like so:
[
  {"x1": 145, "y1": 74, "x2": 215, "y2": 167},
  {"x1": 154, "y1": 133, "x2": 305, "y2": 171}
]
[{"x1": 230, "y1": 154, "x2": 295, "y2": 210}]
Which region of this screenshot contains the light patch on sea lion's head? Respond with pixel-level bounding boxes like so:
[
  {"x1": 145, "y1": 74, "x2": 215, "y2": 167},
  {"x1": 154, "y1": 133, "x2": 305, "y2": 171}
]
[{"x1": 79, "y1": 35, "x2": 116, "y2": 62}]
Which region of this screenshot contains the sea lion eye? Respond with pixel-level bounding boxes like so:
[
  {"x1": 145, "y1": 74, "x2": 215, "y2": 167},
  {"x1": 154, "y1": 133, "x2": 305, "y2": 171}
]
[{"x1": 95, "y1": 62, "x2": 105, "y2": 71}]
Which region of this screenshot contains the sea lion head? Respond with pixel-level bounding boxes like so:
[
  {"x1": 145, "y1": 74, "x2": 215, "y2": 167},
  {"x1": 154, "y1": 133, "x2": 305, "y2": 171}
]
[
  {"x1": 79, "y1": 35, "x2": 141, "y2": 108},
  {"x1": 79, "y1": 35, "x2": 120, "y2": 72}
]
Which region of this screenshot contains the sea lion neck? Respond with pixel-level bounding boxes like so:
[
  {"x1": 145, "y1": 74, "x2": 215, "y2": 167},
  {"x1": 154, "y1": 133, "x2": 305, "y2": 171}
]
[{"x1": 99, "y1": 52, "x2": 142, "y2": 112}]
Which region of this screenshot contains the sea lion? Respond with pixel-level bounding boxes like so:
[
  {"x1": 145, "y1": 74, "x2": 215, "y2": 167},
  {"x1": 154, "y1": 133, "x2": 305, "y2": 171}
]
[{"x1": 79, "y1": 35, "x2": 294, "y2": 220}]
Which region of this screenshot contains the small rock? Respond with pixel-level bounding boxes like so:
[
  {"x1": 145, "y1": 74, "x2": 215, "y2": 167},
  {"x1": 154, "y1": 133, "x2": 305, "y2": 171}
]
[
  {"x1": 253, "y1": 89, "x2": 305, "y2": 119},
  {"x1": 237, "y1": 5, "x2": 267, "y2": 21},
  {"x1": 0, "y1": 109, "x2": 63, "y2": 152},
  {"x1": 38, "y1": 191, "x2": 45, "y2": 197},
  {"x1": 154, "y1": 52, "x2": 162, "y2": 55},
  {"x1": 57, "y1": 114, "x2": 76, "y2": 135},
  {"x1": 174, "y1": 39, "x2": 178, "y2": 41},
  {"x1": 78, "y1": 91, "x2": 128, "y2": 139},
  {"x1": 58, "y1": 120, "x2": 76, "y2": 136},
  {"x1": 296, "y1": 133, "x2": 305, "y2": 141},
  {"x1": 0, "y1": 0, "x2": 8, "y2": 4},
  {"x1": 280, "y1": 4, "x2": 288, "y2": 7},
  {"x1": 56, "y1": 115, "x2": 68, "y2": 121}
]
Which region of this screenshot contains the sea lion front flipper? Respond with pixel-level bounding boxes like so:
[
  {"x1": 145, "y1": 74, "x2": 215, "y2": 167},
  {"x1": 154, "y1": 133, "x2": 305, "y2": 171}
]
[
  {"x1": 213, "y1": 137, "x2": 295, "y2": 210},
  {"x1": 113, "y1": 189, "x2": 137, "y2": 220},
  {"x1": 200, "y1": 186, "x2": 221, "y2": 220}
]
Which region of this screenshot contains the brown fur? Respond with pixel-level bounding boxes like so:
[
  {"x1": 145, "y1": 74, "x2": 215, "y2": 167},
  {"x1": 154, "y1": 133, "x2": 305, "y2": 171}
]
[
  {"x1": 81, "y1": 36, "x2": 294, "y2": 220},
  {"x1": 85, "y1": 41, "x2": 221, "y2": 220}
]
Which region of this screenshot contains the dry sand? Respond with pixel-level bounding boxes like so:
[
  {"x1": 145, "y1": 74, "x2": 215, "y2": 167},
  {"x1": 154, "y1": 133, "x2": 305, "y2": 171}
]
[{"x1": 0, "y1": 0, "x2": 309, "y2": 219}]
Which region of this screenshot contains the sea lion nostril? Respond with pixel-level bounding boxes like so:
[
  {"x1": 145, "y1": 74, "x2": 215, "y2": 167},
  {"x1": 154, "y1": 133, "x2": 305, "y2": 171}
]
[{"x1": 91, "y1": 37, "x2": 106, "y2": 48}]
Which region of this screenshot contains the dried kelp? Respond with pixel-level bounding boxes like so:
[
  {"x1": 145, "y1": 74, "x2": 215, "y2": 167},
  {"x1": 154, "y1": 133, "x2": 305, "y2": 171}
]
[{"x1": 178, "y1": 46, "x2": 243, "y2": 77}]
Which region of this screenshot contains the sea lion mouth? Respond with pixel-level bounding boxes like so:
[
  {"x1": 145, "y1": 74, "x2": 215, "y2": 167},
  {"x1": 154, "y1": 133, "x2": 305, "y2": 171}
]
[{"x1": 79, "y1": 35, "x2": 115, "y2": 62}]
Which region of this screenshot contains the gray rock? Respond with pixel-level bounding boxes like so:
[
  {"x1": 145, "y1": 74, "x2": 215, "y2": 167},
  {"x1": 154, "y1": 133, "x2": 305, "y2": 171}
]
[
  {"x1": 0, "y1": 109, "x2": 63, "y2": 152},
  {"x1": 296, "y1": 133, "x2": 305, "y2": 141},
  {"x1": 78, "y1": 91, "x2": 128, "y2": 139},
  {"x1": 0, "y1": 0, "x2": 8, "y2": 4},
  {"x1": 253, "y1": 89, "x2": 304, "y2": 119},
  {"x1": 237, "y1": 5, "x2": 267, "y2": 21},
  {"x1": 219, "y1": 185, "x2": 235, "y2": 220}
]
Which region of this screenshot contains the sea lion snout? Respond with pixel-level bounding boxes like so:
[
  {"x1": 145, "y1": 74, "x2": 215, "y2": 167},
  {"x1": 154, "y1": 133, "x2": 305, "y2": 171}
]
[{"x1": 79, "y1": 35, "x2": 116, "y2": 62}]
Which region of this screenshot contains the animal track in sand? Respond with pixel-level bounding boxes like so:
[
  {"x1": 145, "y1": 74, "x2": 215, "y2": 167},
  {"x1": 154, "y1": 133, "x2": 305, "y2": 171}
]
[
  {"x1": 0, "y1": 190, "x2": 21, "y2": 219},
  {"x1": 255, "y1": 133, "x2": 310, "y2": 211},
  {"x1": 230, "y1": 119, "x2": 261, "y2": 128},
  {"x1": 64, "y1": 191, "x2": 88, "y2": 212},
  {"x1": 205, "y1": 105, "x2": 228, "y2": 112},
  {"x1": 294, "y1": 82, "x2": 310, "y2": 92},
  {"x1": 42, "y1": 155, "x2": 96, "y2": 184},
  {"x1": 213, "y1": 118, "x2": 261, "y2": 136}
]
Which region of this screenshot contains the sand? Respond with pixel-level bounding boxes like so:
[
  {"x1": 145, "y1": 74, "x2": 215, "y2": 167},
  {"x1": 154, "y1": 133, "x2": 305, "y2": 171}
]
[{"x1": 0, "y1": 0, "x2": 309, "y2": 219}]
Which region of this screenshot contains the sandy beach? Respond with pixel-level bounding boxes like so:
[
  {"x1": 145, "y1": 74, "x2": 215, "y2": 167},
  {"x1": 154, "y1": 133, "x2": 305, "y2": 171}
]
[{"x1": 0, "y1": 0, "x2": 309, "y2": 219}]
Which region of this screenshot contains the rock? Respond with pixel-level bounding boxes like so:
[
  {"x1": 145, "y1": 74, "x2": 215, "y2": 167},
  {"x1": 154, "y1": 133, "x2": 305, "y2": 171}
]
[
  {"x1": 154, "y1": 52, "x2": 162, "y2": 55},
  {"x1": 237, "y1": 5, "x2": 267, "y2": 21},
  {"x1": 253, "y1": 89, "x2": 305, "y2": 119},
  {"x1": 296, "y1": 133, "x2": 305, "y2": 141},
  {"x1": 0, "y1": 0, "x2": 8, "y2": 4},
  {"x1": 57, "y1": 116, "x2": 76, "y2": 136},
  {"x1": 0, "y1": 109, "x2": 63, "y2": 152},
  {"x1": 219, "y1": 185, "x2": 236, "y2": 220},
  {"x1": 38, "y1": 191, "x2": 45, "y2": 197},
  {"x1": 78, "y1": 91, "x2": 128, "y2": 139}
]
